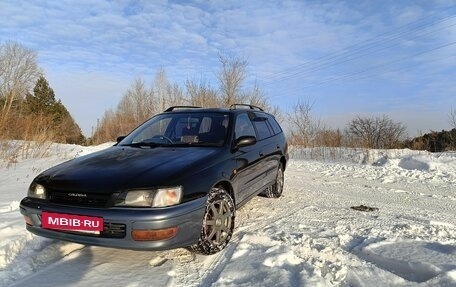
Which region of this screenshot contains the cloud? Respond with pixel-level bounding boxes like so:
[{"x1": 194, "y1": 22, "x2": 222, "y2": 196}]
[
  {"x1": 1, "y1": 0, "x2": 455, "y2": 136},
  {"x1": 393, "y1": 5, "x2": 424, "y2": 25}
]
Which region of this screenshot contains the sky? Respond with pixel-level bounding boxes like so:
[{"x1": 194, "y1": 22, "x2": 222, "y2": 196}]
[{"x1": 0, "y1": 0, "x2": 455, "y2": 137}]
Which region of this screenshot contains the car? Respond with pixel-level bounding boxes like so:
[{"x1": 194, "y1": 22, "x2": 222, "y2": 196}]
[{"x1": 20, "y1": 104, "x2": 288, "y2": 255}]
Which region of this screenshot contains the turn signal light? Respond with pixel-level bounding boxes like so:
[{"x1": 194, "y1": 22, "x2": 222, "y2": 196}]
[
  {"x1": 24, "y1": 215, "x2": 33, "y2": 226},
  {"x1": 131, "y1": 227, "x2": 178, "y2": 241}
]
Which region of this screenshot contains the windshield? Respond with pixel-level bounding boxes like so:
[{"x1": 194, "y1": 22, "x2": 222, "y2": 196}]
[{"x1": 119, "y1": 112, "x2": 230, "y2": 147}]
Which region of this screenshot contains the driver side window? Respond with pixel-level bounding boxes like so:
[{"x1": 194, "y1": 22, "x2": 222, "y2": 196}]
[{"x1": 235, "y1": 113, "x2": 256, "y2": 140}]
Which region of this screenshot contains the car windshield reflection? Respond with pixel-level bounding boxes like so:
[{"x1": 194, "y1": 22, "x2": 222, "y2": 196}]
[{"x1": 119, "y1": 112, "x2": 230, "y2": 147}]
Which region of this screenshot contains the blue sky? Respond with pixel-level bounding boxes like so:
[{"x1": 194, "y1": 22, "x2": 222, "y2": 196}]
[{"x1": 1, "y1": 0, "x2": 455, "y2": 136}]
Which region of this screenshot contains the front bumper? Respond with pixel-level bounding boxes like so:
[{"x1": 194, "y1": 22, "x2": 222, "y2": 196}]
[{"x1": 20, "y1": 196, "x2": 206, "y2": 250}]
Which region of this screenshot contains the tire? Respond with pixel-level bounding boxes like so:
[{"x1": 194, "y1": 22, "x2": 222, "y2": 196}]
[
  {"x1": 265, "y1": 164, "x2": 284, "y2": 198},
  {"x1": 189, "y1": 187, "x2": 235, "y2": 255}
]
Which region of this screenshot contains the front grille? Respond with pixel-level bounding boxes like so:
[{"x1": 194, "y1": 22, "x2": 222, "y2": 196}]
[{"x1": 48, "y1": 190, "x2": 111, "y2": 207}]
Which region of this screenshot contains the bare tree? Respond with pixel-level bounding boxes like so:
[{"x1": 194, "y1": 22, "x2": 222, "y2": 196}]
[
  {"x1": 0, "y1": 42, "x2": 41, "y2": 99},
  {"x1": 0, "y1": 42, "x2": 41, "y2": 128},
  {"x1": 91, "y1": 109, "x2": 117, "y2": 144},
  {"x1": 288, "y1": 100, "x2": 323, "y2": 146},
  {"x1": 92, "y1": 55, "x2": 279, "y2": 143},
  {"x1": 347, "y1": 115, "x2": 406, "y2": 149},
  {"x1": 243, "y1": 82, "x2": 283, "y2": 121},
  {"x1": 91, "y1": 69, "x2": 186, "y2": 143},
  {"x1": 242, "y1": 82, "x2": 266, "y2": 107},
  {"x1": 217, "y1": 54, "x2": 247, "y2": 106},
  {"x1": 185, "y1": 79, "x2": 218, "y2": 107},
  {"x1": 117, "y1": 77, "x2": 153, "y2": 125},
  {"x1": 153, "y1": 68, "x2": 184, "y2": 112},
  {"x1": 449, "y1": 106, "x2": 456, "y2": 129},
  {"x1": 217, "y1": 55, "x2": 275, "y2": 116},
  {"x1": 447, "y1": 107, "x2": 456, "y2": 151}
]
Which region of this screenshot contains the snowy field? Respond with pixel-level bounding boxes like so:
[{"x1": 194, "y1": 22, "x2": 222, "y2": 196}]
[{"x1": 0, "y1": 142, "x2": 455, "y2": 286}]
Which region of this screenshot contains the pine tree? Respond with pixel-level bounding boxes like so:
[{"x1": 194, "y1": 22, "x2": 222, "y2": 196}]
[
  {"x1": 24, "y1": 76, "x2": 85, "y2": 144},
  {"x1": 25, "y1": 76, "x2": 56, "y2": 115}
]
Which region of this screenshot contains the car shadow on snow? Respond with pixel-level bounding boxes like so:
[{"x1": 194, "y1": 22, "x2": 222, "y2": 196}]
[
  {"x1": 8, "y1": 239, "x2": 93, "y2": 287},
  {"x1": 8, "y1": 242, "x2": 176, "y2": 287}
]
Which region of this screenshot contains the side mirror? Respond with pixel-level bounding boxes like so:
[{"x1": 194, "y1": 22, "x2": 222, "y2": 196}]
[
  {"x1": 116, "y1": 136, "x2": 126, "y2": 143},
  {"x1": 236, "y1": 136, "x2": 257, "y2": 148}
]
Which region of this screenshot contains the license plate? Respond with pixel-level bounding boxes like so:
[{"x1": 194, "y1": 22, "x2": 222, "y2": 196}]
[{"x1": 42, "y1": 211, "x2": 103, "y2": 232}]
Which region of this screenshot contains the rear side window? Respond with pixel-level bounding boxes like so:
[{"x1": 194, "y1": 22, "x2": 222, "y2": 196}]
[
  {"x1": 252, "y1": 118, "x2": 273, "y2": 140},
  {"x1": 267, "y1": 115, "x2": 282, "y2": 135}
]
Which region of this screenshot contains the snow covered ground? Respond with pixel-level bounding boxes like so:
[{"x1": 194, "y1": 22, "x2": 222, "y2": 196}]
[{"x1": 0, "y1": 143, "x2": 455, "y2": 286}]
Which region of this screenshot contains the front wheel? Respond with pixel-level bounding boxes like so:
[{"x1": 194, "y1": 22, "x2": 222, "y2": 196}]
[
  {"x1": 265, "y1": 164, "x2": 284, "y2": 198},
  {"x1": 189, "y1": 187, "x2": 235, "y2": 255}
]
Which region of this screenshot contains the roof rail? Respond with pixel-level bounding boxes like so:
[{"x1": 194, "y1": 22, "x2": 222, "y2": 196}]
[
  {"x1": 164, "y1": 106, "x2": 202, "y2": 112},
  {"x1": 229, "y1": 104, "x2": 264, "y2": 111}
]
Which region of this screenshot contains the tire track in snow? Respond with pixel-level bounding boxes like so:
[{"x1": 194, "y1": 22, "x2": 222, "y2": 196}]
[{"x1": 172, "y1": 194, "x2": 305, "y2": 287}]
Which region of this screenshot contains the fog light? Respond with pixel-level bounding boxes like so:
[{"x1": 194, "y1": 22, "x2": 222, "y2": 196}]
[
  {"x1": 24, "y1": 215, "x2": 33, "y2": 226},
  {"x1": 131, "y1": 227, "x2": 178, "y2": 241}
]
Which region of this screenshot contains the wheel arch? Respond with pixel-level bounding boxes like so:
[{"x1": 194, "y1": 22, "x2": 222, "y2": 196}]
[
  {"x1": 280, "y1": 156, "x2": 287, "y2": 171},
  {"x1": 213, "y1": 180, "x2": 235, "y2": 206}
]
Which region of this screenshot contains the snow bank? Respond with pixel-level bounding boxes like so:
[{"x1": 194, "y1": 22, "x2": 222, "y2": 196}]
[
  {"x1": 0, "y1": 142, "x2": 455, "y2": 286},
  {"x1": 290, "y1": 147, "x2": 456, "y2": 186}
]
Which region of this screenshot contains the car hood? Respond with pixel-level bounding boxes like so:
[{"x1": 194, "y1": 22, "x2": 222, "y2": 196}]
[{"x1": 35, "y1": 146, "x2": 225, "y2": 194}]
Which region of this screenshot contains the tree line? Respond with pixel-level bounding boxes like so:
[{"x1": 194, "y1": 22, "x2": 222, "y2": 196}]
[
  {"x1": 1, "y1": 41, "x2": 455, "y2": 152},
  {"x1": 90, "y1": 55, "x2": 279, "y2": 144},
  {"x1": 288, "y1": 100, "x2": 456, "y2": 151},
  {"x1": 0, "y1": 42, "x2": 84, "y2": 145}
]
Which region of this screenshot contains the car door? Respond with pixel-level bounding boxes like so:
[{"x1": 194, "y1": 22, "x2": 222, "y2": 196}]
[
  {"x1": 231, "y1": 112, "x2": 264, "y2": 205},
  {"x1": 251, "y1": 113, "x2": 280, "y2": 190}
]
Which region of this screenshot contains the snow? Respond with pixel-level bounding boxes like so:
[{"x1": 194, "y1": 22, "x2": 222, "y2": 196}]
[{"x1": 1, "y1": 143, "x2": 455, "y2": 286}]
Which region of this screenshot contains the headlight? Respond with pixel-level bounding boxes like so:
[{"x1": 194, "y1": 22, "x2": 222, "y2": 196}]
[
  {"x1": 116, "y1": 186, "x2": 182, "y2": 208},
  {"x1": 153, "y1": 187, "x2": 182, "y2": 207},
  {"x1": 28, "y1": 182, "x2": 46, "y2": 199},
  {"x1": 125, "y1": 190, "x2": 154, "y2": 207}
]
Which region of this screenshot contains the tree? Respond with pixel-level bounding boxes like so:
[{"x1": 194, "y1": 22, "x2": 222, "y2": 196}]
[
  {"x1": 24, "y1": 76, "x2": 85, "y2": 144},
  {"x1": 0, "y1": 42, "x2": 41, "y2": 130},
  {"x1": 347, "y1": 115, "x2": 406, "y2": 149},
  {"x1": 185, "y1": 79, "x2": 218, "y2": 107},
  {"x1": 449, "y1": 107, "x2": 456, "y2": 129},
  {"x1": 91, "y1": 56, "x2": 277, "y2": 144},
  {"x1": 117, "y1": 77, "x2": 154, "y2": 127},
  {"x1": 288, "y1": 100, "x2": 323, "y2": 146},
  {"x1": 153, "y1": 68, "x2": 184, "y2": 112},
  {"x1": 24, "y1": 76, "x2": 57, "y2": 114},
  {"x1": 448, "y1": 107, "x2": 456, "y2": 150},
  {"x1": 217, "y1": 54, "x2": 247, "y2": 106},
  {"x1": 407, "y1": 129, "x2": 456, "y2": 152},
  {"x1": 91, "y1": 70, "x2": 186, "y2": 143}
]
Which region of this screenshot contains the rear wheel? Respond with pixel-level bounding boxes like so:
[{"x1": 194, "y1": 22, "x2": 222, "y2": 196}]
[
  {"x1": 190, "y1": 187, "x2": 235, "y2": 255},
  {"x1": 265, "y1": 164, "x2": 284, "y2": 198}
]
